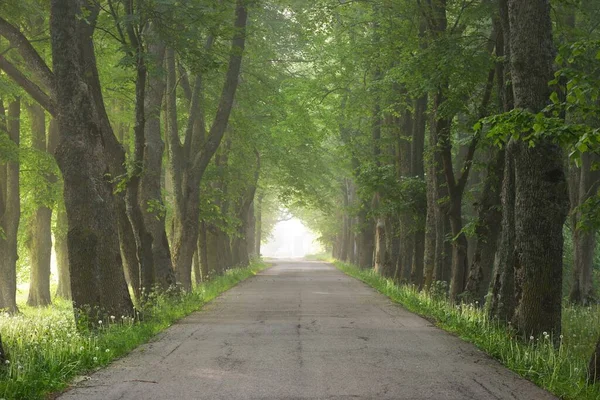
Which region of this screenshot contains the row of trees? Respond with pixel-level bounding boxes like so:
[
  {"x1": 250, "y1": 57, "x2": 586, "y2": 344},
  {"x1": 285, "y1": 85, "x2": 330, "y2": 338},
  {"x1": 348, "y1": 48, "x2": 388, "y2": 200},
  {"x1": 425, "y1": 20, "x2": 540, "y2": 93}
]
[
  {"x1": 288, "y1": 0, "x2": 600, "y2": 382},
  {"x1": 0, "y1": 0, "x2": 333, "y2": 327}
]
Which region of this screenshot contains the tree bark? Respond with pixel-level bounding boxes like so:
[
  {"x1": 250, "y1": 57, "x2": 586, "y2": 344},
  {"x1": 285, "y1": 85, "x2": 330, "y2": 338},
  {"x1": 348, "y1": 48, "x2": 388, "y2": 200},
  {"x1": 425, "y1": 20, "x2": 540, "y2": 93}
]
[
  {"x1": 50, "y1": 0, "x2": 133, "y2": 322},
  {"x1": 507, "y1": 0, "x2": 569, "y2": 338},
  {"x1": 55, "y1": 203, "x2": 71, "y2": 300},
  {"x1": 0, "y1": 99, "x2": 20, "y2": 313}
]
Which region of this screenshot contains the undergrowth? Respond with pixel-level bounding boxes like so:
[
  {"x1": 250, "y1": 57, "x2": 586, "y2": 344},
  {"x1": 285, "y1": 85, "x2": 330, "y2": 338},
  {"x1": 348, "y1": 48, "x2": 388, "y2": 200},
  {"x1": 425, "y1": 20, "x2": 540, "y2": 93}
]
[
  {"x1": 334, "y1": 260, "x2": 600, "y2": 400},
  {"x1": 0, "y1": 260, "x2": 269, "y2": 400}
]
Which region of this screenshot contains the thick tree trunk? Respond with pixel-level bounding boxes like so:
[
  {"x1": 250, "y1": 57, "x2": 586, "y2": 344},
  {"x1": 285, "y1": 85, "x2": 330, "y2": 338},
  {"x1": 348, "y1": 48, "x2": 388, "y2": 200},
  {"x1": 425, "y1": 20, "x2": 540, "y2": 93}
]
[
  {"x1": 26, "y1": 104, "x2": 52, "y2": 307},
  {"x1": 50, "y1": 0, "x2": 133, "y2": 322},
  {"x1": 0, "y1": 99, "x2": 20, "y2": 313},
  {"x1": 55, "y1": 204, "x2": 71, "y2": 299},
  {"x1": 508, "y1": 0, "x2": 569, "y2": 338}
]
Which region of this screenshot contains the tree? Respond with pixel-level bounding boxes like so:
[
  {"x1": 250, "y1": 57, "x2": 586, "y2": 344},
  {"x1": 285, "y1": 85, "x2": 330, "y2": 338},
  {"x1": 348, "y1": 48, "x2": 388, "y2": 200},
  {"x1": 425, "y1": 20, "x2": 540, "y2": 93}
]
[
  {"x1": 0, "y1": 98, "x2": 20, "y2": 313},
  {"x1": 166, "y1": 0, "x2": 248, "y2": 290},
  {"x1": 505, "y1": 0, "x2": 569, "y2": 338},
  {"x1": 26, "y1": 103, "x2": 53, "y2": 307},
  {"x1": 50, "y1": 0, "x2": 133, "y2": 322}
]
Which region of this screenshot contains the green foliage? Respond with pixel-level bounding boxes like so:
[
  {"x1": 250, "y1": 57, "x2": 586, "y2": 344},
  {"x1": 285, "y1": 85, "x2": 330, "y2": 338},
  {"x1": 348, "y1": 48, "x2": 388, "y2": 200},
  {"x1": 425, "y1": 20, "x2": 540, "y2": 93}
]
[{"x1": 0, "y1": 261, "x2": 270, "y2": 400}]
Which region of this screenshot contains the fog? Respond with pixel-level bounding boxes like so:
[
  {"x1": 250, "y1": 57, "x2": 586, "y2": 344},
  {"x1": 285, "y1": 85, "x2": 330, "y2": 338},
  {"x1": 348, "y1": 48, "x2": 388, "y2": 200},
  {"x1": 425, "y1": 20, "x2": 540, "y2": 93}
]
[{"x1": 261, "y1": 217, "x2": 323, "y2": 258}]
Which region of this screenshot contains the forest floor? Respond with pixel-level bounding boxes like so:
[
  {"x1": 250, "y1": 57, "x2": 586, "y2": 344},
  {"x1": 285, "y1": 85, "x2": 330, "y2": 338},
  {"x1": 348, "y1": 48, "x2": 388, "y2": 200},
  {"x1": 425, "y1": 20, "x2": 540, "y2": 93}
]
[{"x1": 57, "y1": 261, "x2": 554, "y2": 400}]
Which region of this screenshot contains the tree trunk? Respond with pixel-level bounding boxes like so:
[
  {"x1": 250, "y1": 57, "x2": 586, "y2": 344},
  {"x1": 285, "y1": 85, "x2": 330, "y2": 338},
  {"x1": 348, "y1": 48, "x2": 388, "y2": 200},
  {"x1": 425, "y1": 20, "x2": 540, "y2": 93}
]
[
  {"x1": 125, "y1": 31, "x2": 157, "y2": 303},
  {"x1": 397, "y1": 108, "x2": 414, "y2": 282},
  {"x1": 247, "y1": 200, "x2": 256, "y2": 259},
  {"x1": 489, "y1": 142, "x2": 517, "y2": 323},
  {"x1": 465, "y1": 17, "x2": 508, "y2": 305},
  {"x1": 255, "y1": 194, "x2": 263, "y2": 256},
  {"x1": 464, "y1": 149, "x2": 504, "y2": 304},
  {"x1": 198, "y1": 221, "x2": 209, "y2": 282},
  {"x1": 0, "y1": 99, "x2": 20, "y2": 313},
  {"x1": 423, "y1": 151, "x2": 437, "y2": 289},
  {"x1": 26, "y1": 104, "x2": 52, "y2": 307},
  {"x1": 373, "y1": 217, "x2": 388, "y2": 276},
  {"x1": 50, "y1": 0, "x2": 133, "y2": 322},
  {"x1": 139, "y1": 40, "x2": 175, "y2": 291},
  {"x1": 508, "y1": 0, "x2": 569, "y2": 338},
  {"x1": 410, "y1": 95, "x2": 427, "y2": 288},
  {"x1": 206, "y1": 224, "x2": 231, "y2": 277},
  {"x1": 568, "y1": 153, "x2": 599, "y2": 305},
  {"x1": 192, "y1": 249, "x2": 201, "y2": 286},
  {"x1": 55, "y1": 203, "x2": 71, "y2": 299},
  {"x1": 117, "y1": 201, "x2": 141, "y2": 302}
]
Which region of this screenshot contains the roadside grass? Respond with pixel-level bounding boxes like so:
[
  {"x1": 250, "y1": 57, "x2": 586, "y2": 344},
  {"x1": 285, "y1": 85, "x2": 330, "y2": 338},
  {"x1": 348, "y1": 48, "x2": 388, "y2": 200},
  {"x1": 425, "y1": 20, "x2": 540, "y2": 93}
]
[
  {"x1": 0, "y1": 260, "x2": 270, "y2": 400},
  {"x1": 334, "y1": 260, "x2": 600, "y2": 400}
]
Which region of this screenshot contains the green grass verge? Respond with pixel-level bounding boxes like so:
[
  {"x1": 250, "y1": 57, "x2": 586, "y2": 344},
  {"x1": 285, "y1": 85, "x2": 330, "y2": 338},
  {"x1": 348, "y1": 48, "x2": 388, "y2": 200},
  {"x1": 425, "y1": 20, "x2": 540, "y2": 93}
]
[
  {"x1": 0, "y1": 260, "x2": 270, "y2": 400},
  {"x1": 334, "y1": 260, "x2": 600, "y2": 400}
]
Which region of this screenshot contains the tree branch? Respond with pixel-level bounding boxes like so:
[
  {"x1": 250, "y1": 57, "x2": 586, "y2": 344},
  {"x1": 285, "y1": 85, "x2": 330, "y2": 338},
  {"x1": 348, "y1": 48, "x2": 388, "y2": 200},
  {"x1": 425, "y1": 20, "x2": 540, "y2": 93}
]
[
  {"x1": 0, "y1": 17, "x2": 54, "y2": 91},
  {"x1": 0, "y1": 56, "x2": 56, "y2": 116},
  {"x1": 192, "y1": 0, "x2": 248, "y2": 177}
]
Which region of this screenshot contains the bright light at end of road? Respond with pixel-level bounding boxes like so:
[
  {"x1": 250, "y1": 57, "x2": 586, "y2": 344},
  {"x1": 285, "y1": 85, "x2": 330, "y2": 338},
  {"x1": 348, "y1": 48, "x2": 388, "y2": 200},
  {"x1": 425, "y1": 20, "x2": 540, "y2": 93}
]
[{"x1": 261, "y1": 218, "x2": 322, "y2": 258}]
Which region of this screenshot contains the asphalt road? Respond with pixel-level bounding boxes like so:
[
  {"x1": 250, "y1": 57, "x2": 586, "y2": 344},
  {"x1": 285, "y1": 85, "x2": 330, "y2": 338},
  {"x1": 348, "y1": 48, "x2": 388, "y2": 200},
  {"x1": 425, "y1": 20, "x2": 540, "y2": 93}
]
[{"x1": 58, "y1": 261, "x2": 556, "y2": 400}]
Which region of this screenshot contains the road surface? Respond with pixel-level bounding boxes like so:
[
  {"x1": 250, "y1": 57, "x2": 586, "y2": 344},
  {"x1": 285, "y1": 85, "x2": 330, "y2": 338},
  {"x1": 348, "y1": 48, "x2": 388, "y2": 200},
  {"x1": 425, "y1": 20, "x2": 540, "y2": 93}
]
[{"x1": 59, "y1": 261, "x2": 556, "y2": 400}]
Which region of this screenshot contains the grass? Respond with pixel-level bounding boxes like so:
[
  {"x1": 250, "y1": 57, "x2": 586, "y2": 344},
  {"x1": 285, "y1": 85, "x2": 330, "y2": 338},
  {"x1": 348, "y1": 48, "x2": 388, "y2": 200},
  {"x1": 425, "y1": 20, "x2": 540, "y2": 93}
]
[
  {"x1": 0, "y1": 260, "x2": 270, "y2": 400},
  {"x1": 333, "y1": 260, "x2": 600, "y2": 400}
]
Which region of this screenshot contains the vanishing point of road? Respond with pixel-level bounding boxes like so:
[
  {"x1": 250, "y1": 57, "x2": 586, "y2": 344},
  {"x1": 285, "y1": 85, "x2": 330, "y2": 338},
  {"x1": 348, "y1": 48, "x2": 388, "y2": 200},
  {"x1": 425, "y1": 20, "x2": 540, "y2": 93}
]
[{"x1": 59, "y1": 261, "x2": 556, "y2": 400}]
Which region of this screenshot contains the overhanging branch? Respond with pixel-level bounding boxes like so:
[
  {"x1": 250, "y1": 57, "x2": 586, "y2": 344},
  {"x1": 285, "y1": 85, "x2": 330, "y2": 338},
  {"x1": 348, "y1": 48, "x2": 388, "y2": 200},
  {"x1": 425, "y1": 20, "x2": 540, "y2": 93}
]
[
  {"x1": 0, "y1": 56, "x2": 56, "y2": 116},
  {"x1": 0, "y1": 17, "x2": 54, "y2": 91}
]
